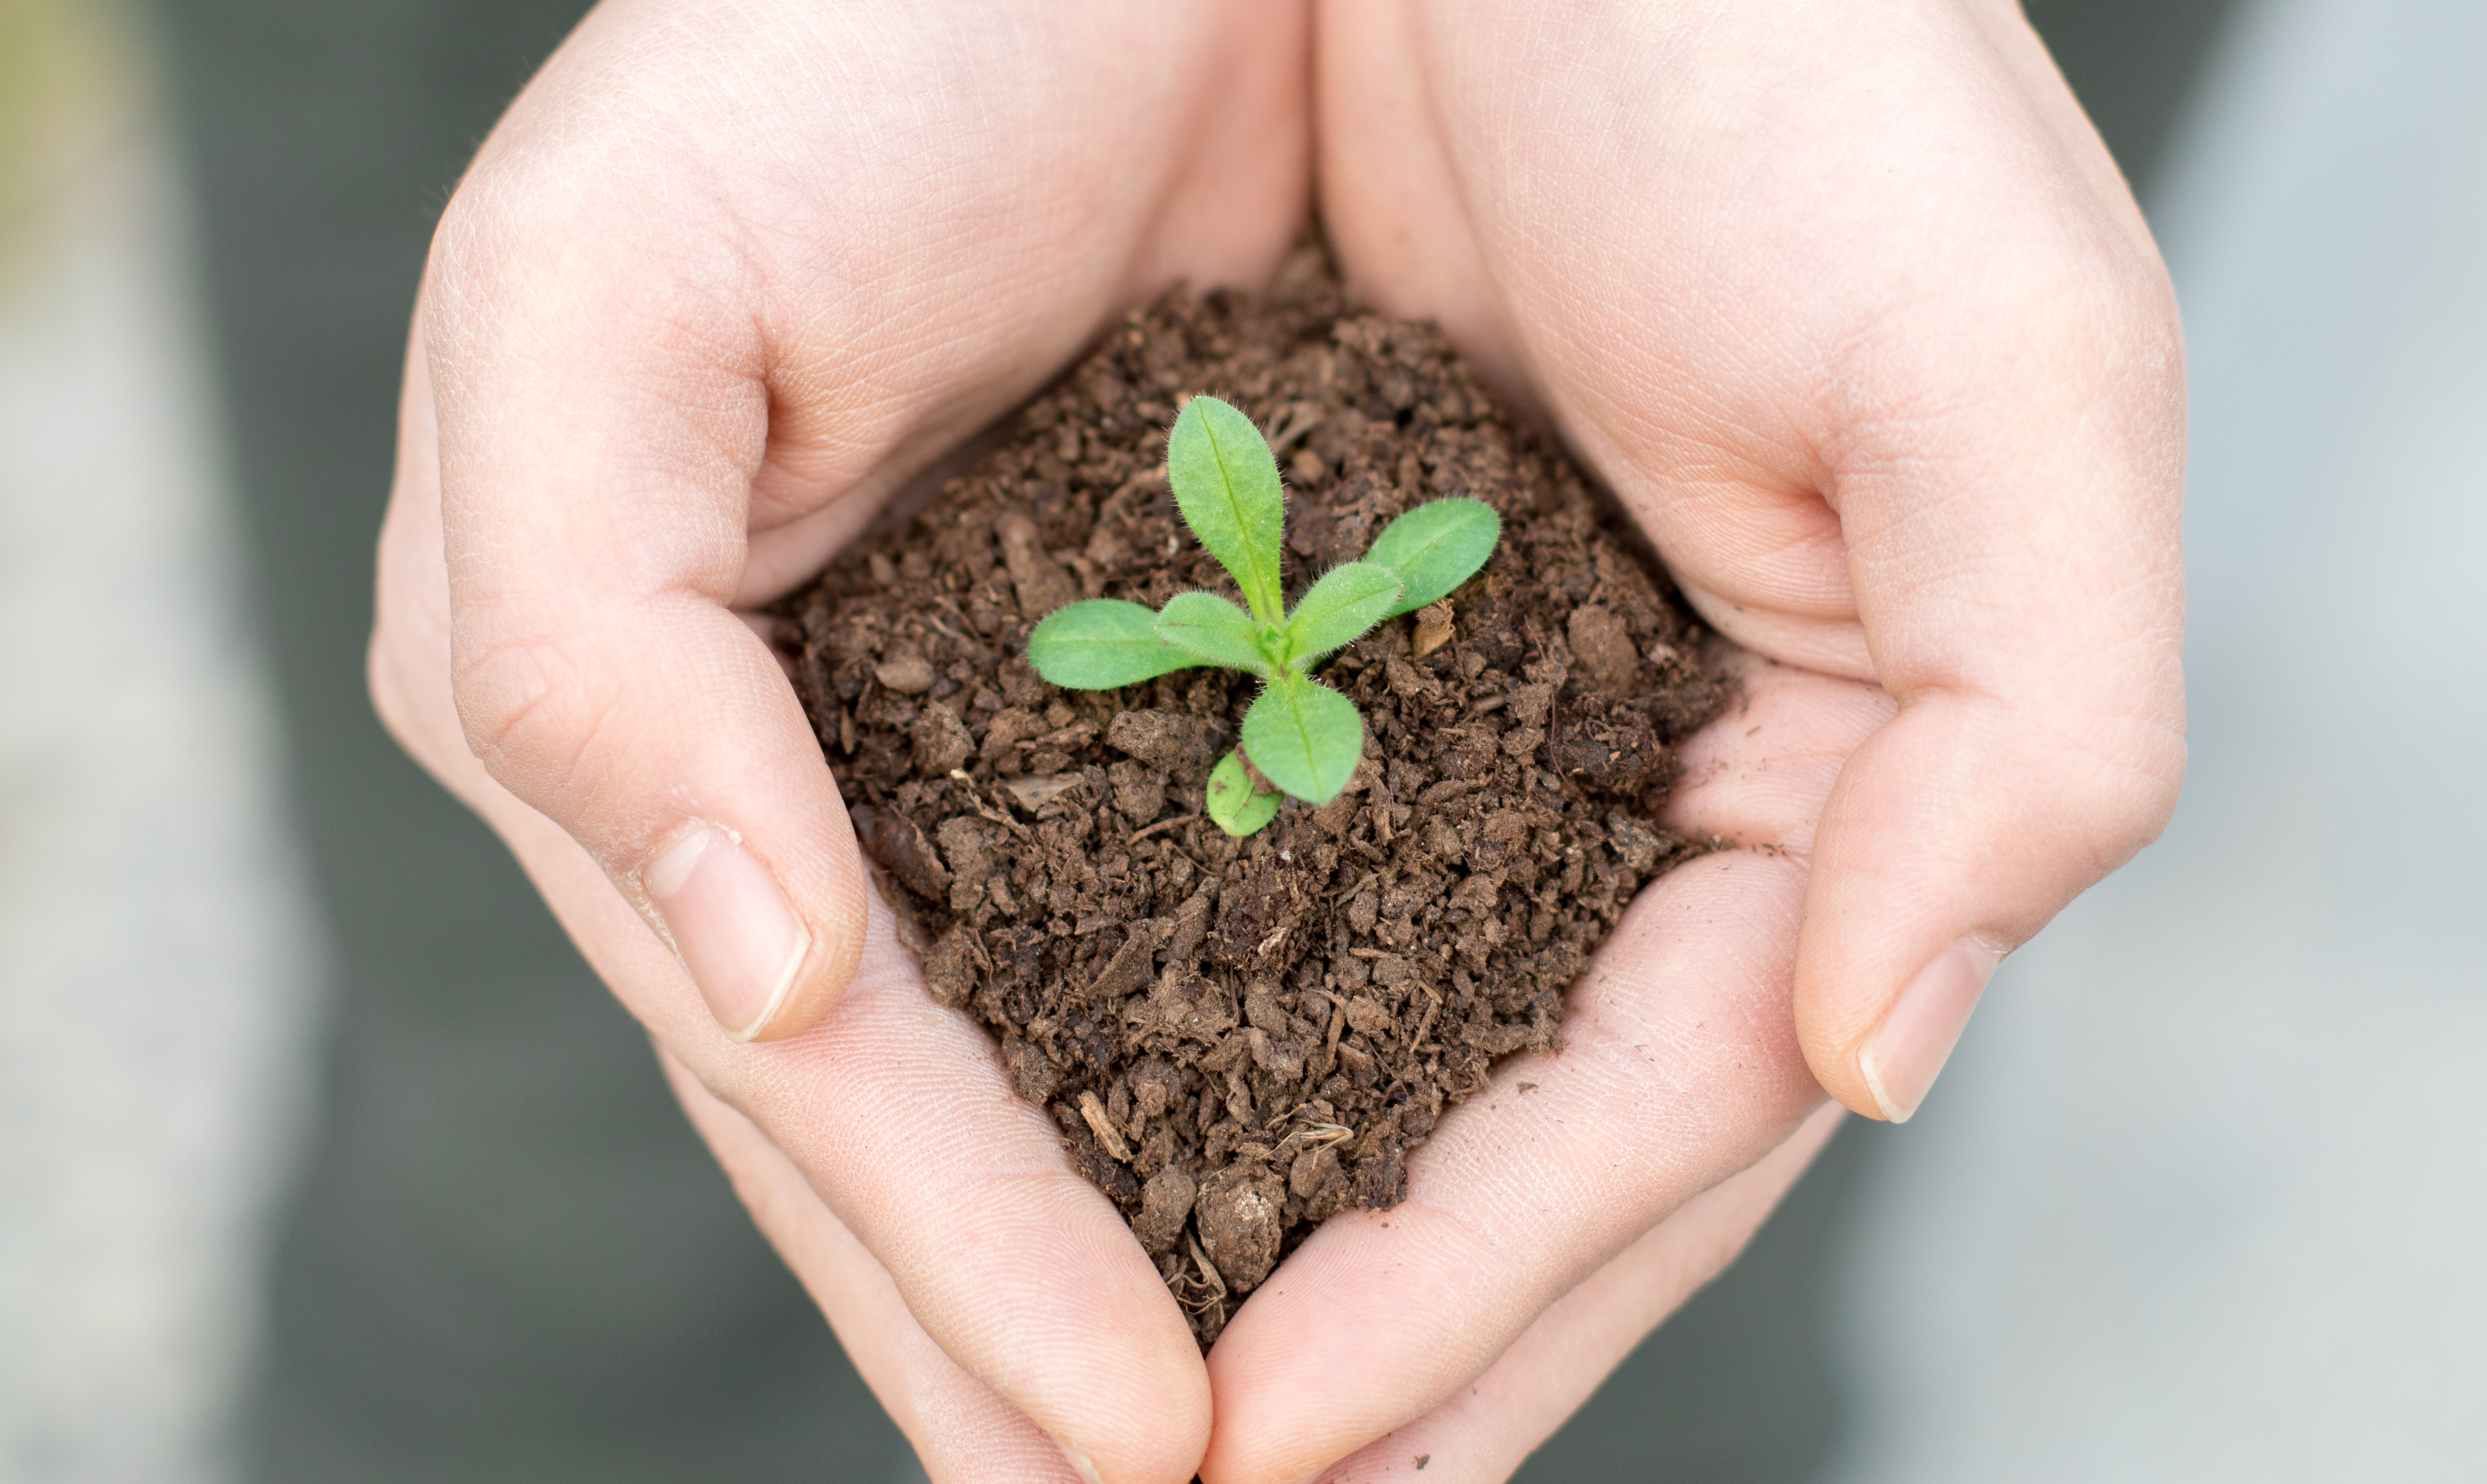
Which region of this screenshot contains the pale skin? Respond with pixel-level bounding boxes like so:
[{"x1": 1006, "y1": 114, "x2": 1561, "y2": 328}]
[{"x1": 369, "y1": 1, "x2": 2185, "y2": 1479}]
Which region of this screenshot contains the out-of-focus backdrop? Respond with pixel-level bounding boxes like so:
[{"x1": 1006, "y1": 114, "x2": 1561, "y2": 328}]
[{"x1": 0, "y1": 0, "x2": 2477, "y2": 1479}]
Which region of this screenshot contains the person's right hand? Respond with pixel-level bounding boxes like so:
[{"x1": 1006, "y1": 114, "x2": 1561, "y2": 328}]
[{"x1": 369, "y1": 1, "x2": 1311, "y2": 1476}]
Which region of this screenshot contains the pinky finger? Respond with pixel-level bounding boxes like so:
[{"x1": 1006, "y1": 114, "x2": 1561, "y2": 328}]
[
  {"x1": 658, "y1": 1053, "x2": 1096, "y2": 1484},
  {"x1": 1308, "y1": 1102, "x2": 1846, "y2": 1484}
]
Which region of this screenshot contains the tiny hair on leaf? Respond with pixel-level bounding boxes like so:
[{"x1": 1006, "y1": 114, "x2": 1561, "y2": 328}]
[
  {"x1": 1155, "y1": 591, "x2": 1276, "y2": 676},
  {"x1": 1284, "y1": 562, "x2": 1404, "y2": 666}
]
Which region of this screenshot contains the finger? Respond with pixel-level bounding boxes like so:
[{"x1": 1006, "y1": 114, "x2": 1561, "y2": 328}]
[
  {"x1": 1305, "y1": 1102, "x2": 1845, "y2": 1484},
  {"x1": 420, "y1": 96, "x2": 872, "y2": 1046},
  {"x1": 661, "y1": 1053, "x2": 1092, "y2": 1484},
  {"x1": 418, "y1": 0, "x2": 1309, "y2": 1042},
  {"x1": 427, "y1": 237, "x2": 868, "y2": 1043},
  {"x1": 378, "y1": 346, "x2": 1209, "y2": 1484},
  {"x1": 1200, "y1": 666, "x2": 1883, "y2": 1482},
  {"x1": 1782, "y1": 192, "x2": 2188, "y2": 1122},
  {"x1": 1769, "y1": 3, "x2": 2186, "y2": 1120}
]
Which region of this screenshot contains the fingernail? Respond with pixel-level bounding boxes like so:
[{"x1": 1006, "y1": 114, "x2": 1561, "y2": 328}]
[
  {"x1": 1054, "y1": 1441, "x2": 1104, "y2": 1484},
  {"x1": 644, "y1": 826, "x2": 810, "y2": 1041},
  {"x1": 1857, "y1": 939, "x2": 1995, "y2": 1123}
]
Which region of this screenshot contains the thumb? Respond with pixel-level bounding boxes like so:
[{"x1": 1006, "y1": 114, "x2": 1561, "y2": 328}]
[
  {"x1": 1794, "y1": 297, "x2": 2189, "y2": 1123},
  {"x1": 419, "y1": 234, "x2": 869, "y2": 1044}
]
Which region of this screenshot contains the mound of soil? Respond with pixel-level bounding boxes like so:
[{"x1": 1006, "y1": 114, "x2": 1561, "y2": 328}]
[{"x1": 778, "y1": 249, "x2": 1723, "y2": 1346}]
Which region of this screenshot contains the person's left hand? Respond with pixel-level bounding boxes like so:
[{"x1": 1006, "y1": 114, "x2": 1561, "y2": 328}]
[{"x1": 1197, "y1": 2, "x2": 2185, "y2": 1478}]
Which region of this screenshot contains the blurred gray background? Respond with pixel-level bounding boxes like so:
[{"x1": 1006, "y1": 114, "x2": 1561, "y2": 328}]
[{"x1": 2, "y1": 0, "x2": 2477, "y2": 1478}]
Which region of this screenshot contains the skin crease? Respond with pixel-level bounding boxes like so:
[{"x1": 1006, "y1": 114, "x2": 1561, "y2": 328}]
[{"x1": 371, "y1": 0, "x2": 2184, "y2": 1479}]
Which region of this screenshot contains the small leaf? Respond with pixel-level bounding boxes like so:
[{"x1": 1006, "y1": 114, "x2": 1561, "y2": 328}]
[
  {"x1": 1364, "y1": 498, "x2": 1502, "y2": 616},
  {"x1": 1239, "y1": 673, "x2": 1364, "y2": 805},
  {"x1": 1206, "y1": 750, "x2": 1281, "y2": 837},
  {"x1": 1168, "y1": 395, "x2": 1287, "y2": 626},
  {"x1": 1155, "y1": 591, "x2": 1276, "y2": 675},
  {"x1": 1025, "y1": 599, "x2": 1199, "y2": 689},
  {"x1": 1282, "y1": 561, "x2": 1403, "y2": 666}
]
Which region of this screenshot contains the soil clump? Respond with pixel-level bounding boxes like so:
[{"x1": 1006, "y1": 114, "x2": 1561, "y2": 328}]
[{"x1": 779, "y1": 250, "x2": 1724, "y2": 1346}]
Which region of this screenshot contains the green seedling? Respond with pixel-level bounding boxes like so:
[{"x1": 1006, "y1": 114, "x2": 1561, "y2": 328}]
[{"x1": 1027, "y1": 394, "x2": 1500, "y2": 836}]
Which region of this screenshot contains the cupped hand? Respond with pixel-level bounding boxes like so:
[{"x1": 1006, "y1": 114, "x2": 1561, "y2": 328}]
[
  {"x1": 371, "y1": 1, "x2": 1310, "y2": 1477},
  {"x1": 373, "y1": 0, "x2": 2187, "y2": 1480},
  {"x1": 1195, "y1": 0, "x2": 2186, "y2": 1477}
]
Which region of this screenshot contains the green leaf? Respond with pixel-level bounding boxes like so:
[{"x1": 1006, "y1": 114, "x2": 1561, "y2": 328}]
[
  {"x1": 1155, "y1": 591, "x2": 1276, "y2": 675},
  {"x1": 1282, "y1": 561, "x2": 1403, "y2": 667},
  {"x1": 1239, "y1": 672, "x2": 1364, "y2": 805},
  {"x1": 1205, "y1": 750, "x2": 1281, "y2": 837},
  {"x1": 1363, "y1": 498, "x2": 1502, "y2": 616},
  {"x1": 1167, "y1": 395, "x2": 1287, "y2": 627},
  {"x1": 1025, "y1": 599, "x2": 1199, "y2": 690}
]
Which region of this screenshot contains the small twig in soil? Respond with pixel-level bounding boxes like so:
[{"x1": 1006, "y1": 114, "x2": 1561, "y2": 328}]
[
  {"x1": 1120, "y1": 463, "x2": 1170, "y2": 495},
  {"x1": 1271, "y1": 1120, "x2": 1354, "y2": 1162},
  {"x1": 1076, "y1": 1090, "x2": 1134, "y2": 1163},
  {"x1": 946, "y1": 770, "x2": 1035, "y2": 838},
  {"x1": 1411, "y1": 997, "x2": 1441, "y2": 1056},
  {"x1": 1267, "y1": 403, "x2": 1325, "y2": 453},
  {"x1": 1304, "y1": 989, "x2": 1350, "y2": 1078},
  {"x1": 1127, "y1": 814, "x2": 1200, "y2": 845},
  {"x1": 919, "y1": 603, "x2": 967, "y2": 642},
  {"x1": 1004, "y1": 773, "x2": 1084, "y2": 810},
  {"x1": 1174, "y1": 1234, "x2": 1229, "y2": 1324}
]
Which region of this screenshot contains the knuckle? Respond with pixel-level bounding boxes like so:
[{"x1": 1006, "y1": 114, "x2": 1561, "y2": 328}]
[
  {"x1": 449, "y1": 624, "x2": 620, "y2": 815},
  {"x1": 424, "y1": 140, "x2": 642, "y2": 356},
  {"x1": 1840, "y1": 230, "x2": 2184, "y2": 455},
  {"x1": 2039, "y1": 250, "x2": 2185, "y2": 401},
  {"x1": 424, "y1": 156, "x2": 538, "y2": 337},
  {"x1": 426, "y1": 120, "x2": 748, "y2": 345},
  {"x1": 2012, "y1": 697, "x2": 2189, "y2": 876}
]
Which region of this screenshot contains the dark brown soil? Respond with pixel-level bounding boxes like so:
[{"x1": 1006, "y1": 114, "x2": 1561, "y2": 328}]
[{"x1": 778, "y1": 249, "x2": 1723, "y2": 1346}]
